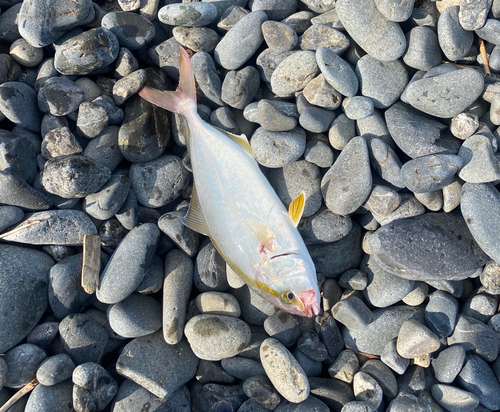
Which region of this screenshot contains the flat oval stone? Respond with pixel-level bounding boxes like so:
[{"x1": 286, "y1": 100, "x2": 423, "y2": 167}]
[
  {"x1": 54, "y1": 28, "x2": 119, "y2": 75},
  {"x1": 260, "y1": 338, "x2": 309, "y2": 403},
  {"x1": 316, "y1": 46, "x2": 358, "y2": 98},
  {"x1": 369, "y1": 213, "x2": 489, "y2": 281},
  {"x1": 3, "y1": 343, "x2": 47, "y2": 388},
  {"x1": 173, "y1": 26, "x2": 219, "y2": 53},
  {"x1": 437, "y1": 6, "x2": 474, "y2": 61},
  {"x1": 251, "y1": 127, "x2": 306, "y2": 168},
  {"x1": 158, "y1": 2, "x2": 217, "y2": 26},
  {"x1": 25, "y1": 380, "x2": 74, "y2": 412},
  {"x1": 36, "y1": 354, "x2": 76, "y2": 386},
  {"x1": 97, "y1": 223, "x2": 160, "y2": 304},
  {"x1": 83, "y1": 126, "x2": 123, "y2": 172},
  {"x1": 184, "y1": 314, "x2": 251, "y2": 361},
  {"x1": 403, "y1": 26, "x2": 442, "y2": 71},
  {"x1": 214, "y1": 11, "x2": 267, "y2": 70},
  {"x1": 101, "y1": 11, "x2": 155, "y2": 51},
  {"x1": 195, "y1": 292, "x2": 241, "y2": 317},
  {"x1": 300, "y1": 24, "x2": 350, "y2": 54},
  {"x1": 0, "y1": 81, "x2": 41, "y2": 132},
  {"x1": 270, "y1": 51, "x2": 318, "y2": 97},
  {"x1": 405, "y1": 69, "x2": 484, "y2": 118},
  {"x1": 336, "y1": 0, "x2": 406, "y2": 61},
  {"x1": 431, "y1": 384, "x2": 479, "y2": 412}
]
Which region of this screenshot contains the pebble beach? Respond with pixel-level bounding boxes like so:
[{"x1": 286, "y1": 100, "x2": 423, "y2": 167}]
[{"x1": 0, "y1": 0, "x2": 500, "y2": 411}]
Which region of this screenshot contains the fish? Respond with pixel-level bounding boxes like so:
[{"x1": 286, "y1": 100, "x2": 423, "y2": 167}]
[{"x1": 139, "y1": 47, "x2": 321, "y2": 317}]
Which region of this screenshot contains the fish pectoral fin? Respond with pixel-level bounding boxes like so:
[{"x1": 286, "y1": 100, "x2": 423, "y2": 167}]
[
  {"x1": 182, "y1": 184, "x2": 209, "y2": 236},
  {"x1": 212, "y1": 125, "x2": 253, "y2": 156},
  {"x1": 289, "y1": 192, "x2": 305, "y2": 227},
  {"x1": 249, "y1": 219, "x2": 275, "y2": 252}
]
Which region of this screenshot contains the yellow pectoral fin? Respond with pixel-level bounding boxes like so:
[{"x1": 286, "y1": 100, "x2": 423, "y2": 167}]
[
  {"x1": 182, "y1": 184, "x2": 209, "y2": 236},
  {"x1": 212, "y1": 125, "x2": 253, "y2": 156},
  {"x1": 289, "y1": 192, "x2": 305, "y2": 227},
  {"x1": 249, "y1": 219, "x2": 275, "y2": 252}
]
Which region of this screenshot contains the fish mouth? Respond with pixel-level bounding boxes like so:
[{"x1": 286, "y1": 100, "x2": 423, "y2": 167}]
[{"x1": 300, "y1": 289, "x2": 320, "y2": 317}]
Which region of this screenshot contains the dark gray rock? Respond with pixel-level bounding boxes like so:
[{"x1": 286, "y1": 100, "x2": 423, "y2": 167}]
[
  {"x1": 431, "y1": 344, "x2": 466, "y2": 383},
  {"x1": 0, "y1": 81, "x2": 41, "y2": 132},
  {"x1": 431, "y1": 384, "x2": 479, "y2": 412},
  {"x1": 97, "y1": 223, "x2": 159, "y2": 304},
  {"x1": 3, "y1": 343, "x2": 46, "y2": 388},
  {"x1": 43, "y1": 77, "x2": 85, "y2": 117},
  {"x1": 242, "y1": 375, "x2": 280, "y2": 410},
  {"x1": 461, "y1": 292, "x2": 497, "y2": 324},
  {"x1": 403, "y1": 26, "x2": 442, "y2": 71},
  {"x1": 380, "y1": 339, "x2": 409, "y2": 375},
  {"x1": 194, "y1": 238, "x2": 228, "y2": 293},
  {"x1": 136, "y1": 254, "x2": 163, "y2": 294},
  {"x1": 25, "y1": 380, "x2": 74, "y2": 412},
  {"x1": 0, "y1": 3, "x2": 23, "y2": 44},
  {"x1": 297, "y1": 330, "x2": 328, "y2": 362},
  {"x1": 256, "y1": 100, "x2": 298, "y2": 132},
  {"x1": 101, "y1": 11, "x2": 154, "y2": 51},
  {"x1": 329, "y1": 113, "x2": 356, "y2": 150},
  {"x1": 0, "y1": 131, "x2": 37, "y2": 183},
  {"x1": 83, "y1": 174, "x2": 130, "y2": 220},
  {"x1": 220, "y1": 357, "x2": 265, "y2": 381},
  {"x1": 308, "y1": 377, "x2": 355, "y2": 411},
  {"x1": 36, "y1": 354, "x2": 75, "y2": 386},
  {"x1": 331, "y1": 296, "x2": 373, "y2": 331},
  {"x1": 315, "y1": 312, "x2": 345, "y2": 359},
  {"x1": 232, "y1": 285, "x2": 279, "y2": 326},
  {"x1": 0, "y1": 171, "x2": 50, "y2": 210},
  {"x1": 190, "y1": 51, "x2": 224, "y2": 107},
  {"x1": 72, "y1": 362, "x2": 118, "y2": 412},
  {"x1": 386, "y1": 392, "x2": 432, "y2": 412},
  {"x1": 264, "y1": 310, "x2": 301, "y2": 347},
  {"x1": 83, "y1": 125, "x2": 123, "y2": 172},
  {"x1": 158, "y1": 207, "x2": 199, "y2": 257},
  {"x1": 425, "y1": 290, "x2": 459, "y2": 338},
  {"x1": 299, "y1": 106, "x2": 336, "y2": 133},
  {"x1": 438, "y1": 6, "x2": 474, "y2": 61},
  {"x1": 0, "y1": 205, "x2": 25, "y2": 234}
]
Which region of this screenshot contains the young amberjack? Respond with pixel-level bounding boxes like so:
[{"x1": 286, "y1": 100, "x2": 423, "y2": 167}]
[{"x1": 139, "y1": 47, "x2": 320, "y2": 317}]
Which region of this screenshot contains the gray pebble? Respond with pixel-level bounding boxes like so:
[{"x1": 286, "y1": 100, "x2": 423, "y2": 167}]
[
  {"x1": 329, "y1": 113, "x2": 356, "y2": 150},
  {"x1": 256, "y1": 48, "x2": 295, "y2": 83},
  {"x1": 458, "y1": 135, "x2": 500, "y2": 182},
  {"x1": 25, "y1": 380, "x2": 74, "y2": 412},
  {"x1": 36, "y1": 354, "x2": 75, "y2": 386},
  {"x1": 340, "y1": 402, "x2": 377, "y2": 412},
  {"x1": 251, "y1": 0, "x2": 297, "y2": 20},
  {"x1": 300, "y1": 24, "x2": 350, "y2": 55},
  {"x1": 316, "y1": 46, "x2": 358, "y2": 98},
  {"x1": 148, "y1": 37, "x2": 181, "y2": 81},
  {"x1": 438, "y1": 6, "x2": 474, "y2": 61},
  {"x1": 353, "y1": 372, "x2": 383, "y2": 409},
  {"x1": 263, "y1": 310, "x2": 301, "y2": 347},
  {"x1": 42, "y1": 155, "x2": 111, "y2": 198},
  {"x1": 77, "y1": 101, "x2": 109, "y2": 138},
  {"x1": 3, "y1": 343, "x2": 46, "y2": 388},
  {"x1": 321, "y1": 136, "x2": 372, "y2": 215},
  {"x1": 210, "y1": 107, "x2": 240, "y2": 134},
  {"x1": 331, "y1": 296, "x2": 373, "y2": 331},
  {"x1": 194, "y1": 238, "x2": 228, "y2": 292},
  {"x1": 270, "y1": 51, "x2": 318, "y2": 97},
  {"x1": 102, "y1": 11, "x2": 155, "y2": 51},
  {"x1": 414, "y1": 190, "x2": 443, "y2": 212},
  {"x1": 158, "y1": 207, "x2": 199, "y2": 257},
  {"x1": 403, "y1": 27, "x2": 442, "y2": 71},
  {"x1": 59, "y1": 313, "x2": 108, "y2": 365},
  {"x1": 355, "y1": 55, "x2": 408, "y2": 109},
  {"x1": 221, "y1": 66, "x2": 260, "y2": 109},
  {"x1": 257, "y1": 99, "x2": 298, "y2": 132},
  {"x1": 431, "y1": 344, "x2": 466, "y2": 383},
  {"x1": 315, "y1": 312, "x2": 345, "y2": 359},
  {"x1": 93, "y1": 95, "x2": 124, "y2": 125},
  {"x1": 342, "y1": 96, "x2": 374, "y2": 120},
  {"x1": 297, "y1": 330, "x2": 328, "y2": 362},
  {"x1": 83, "y1": 174, "x2": 130, "y2": 220},
  {"x1": 360, "y1": 359, "x2": 398, "y2": 398},
  {"x1": 336, "y1": 0, "x2": 406, "y2": 61},
  {"x1": 380, "y1": 339, "x2": 409, "y2": 375},
  {"x1": 214, "y1": 11, "x2": 267, "y2": 70},
  {"x1": 195, "y1": 292, "x2": 241, "y2": 317},
  {"x1": 0, "y1": 131, "x2": 37, "y2": 184},
  {"x1": 232, "y1": 285, "x2": 279, "y2": 326},
  {"x1": 260, "y1": 338, "x2": 309, "y2": 403},
  {"x1": 114, "y1": 47, "x2": 139, "y2": 79},
  {"x1": 221, "y1": 357, "x2": 265, "y2": 381},
  {"x1": 191, "y1": 382, "x2": 246, "y2": 412},
  {"x1": 136, "y1": 254, "x2": 163, "y2": 294},
  {"x1": 262, "y1": 20, "x2": 297, "y2": 52},
  {"x1": 364, "y1": 185, "x2": 400, "y2": 216},
  {"x1": 425, "y1": 290, "x2": 459, "y2": 338},
  {"x1": 112, "y1": 69, "x2": 146, "y2": 106},
  {"x1": 72, "y1": 362, "x2": 118, "y2": 412},
  {"x1": 480, "y1": 259, "x2": 500, "y2": 294},
  {"x1": 251, "y1": 127, "x2": 306, "y2": 168},
  {"x1": 300, "y1": 106, "x2": 335, "y2": 133},
  {"x1": 373, "y1": 0, "x2": 415, "y2": 22},
  {"x1": 163, "y1": 249, "x2": 193, "y2": 345},
  {"x1": 292, "y1": 347, "x2": 322, "y2": 377},
  {"x1": 370, "y1": 193, "x2": 425, "y2": 226},
  {"x1": 184, "y1": 314, "x2": 251, "y2": 361},
  {"x1": 0, "y1": 3, "x2": 23, "y2": 45},
  {"x1": 386, "y1": 392, "x2": 432, "y2": 411},
  {"x1": 172, "y1": 26, "x2": 219, "y2": 53},
  {"x1": 83, "y1": 126, "x2": 123, "y2": 172},
  {"x1": 304, "y1": 140, "x2": 334, "y2": 168},
  {"x1": 217, "y1": 5, "x2": 250, "y2": 32},
  {"x1": 41, "y1": 127, "x2": 82, "y2": 159},
  {"x1": 0, "y1": 205, "x2": 23, "y2": 233},
  {"x1": 328, "y1": 349, "x2": 359, "y2": 383},
  {"x1": 339, "y1": 269, "x2": 367, "y2": 291},
  {"x1": 396, "y1": 319, "x2": 440, "y2": 359},
  {"x1": 406, "y1": 69, "x2": 484, "y2": 118},
  {"x1": 461, "y1": 292, "x2": 497, "y2": 324},
  {"x1": 0, "y1": 81, "x2": 41, "y2": 132},
  {"x1": 309, "y1": 377, "x2": 355, "y2": 411},
  {"x1": 431, "y1": 384, "x2": 479, "y2": 412},
  {"x1": 195, "y1": 359, "x2": 236, "y2": 385},
  {"x1": 158, "y1": 2, "x2": 217, "y2": 26},
  {"x1": 460, "y1": 0, "x2": 491, "y2": 30},
  {"x1": 243, "y1": 375, "x2": 280, "y2": 410},
  {"x1": 402, "y1": 281, "x2": 429, "y2": 306},
  {"x1": 475, "y1": 18, "x2": 500, "y2": 46},
  {"x1": 74, "y1": 77, "x2": 100, "y2": 102},
  {"x1": 42, "y1": 76, "x2": 84, "y2": 116},
  {"x1": 303, "y1": 74, "x2": 342, "y2": 110}
]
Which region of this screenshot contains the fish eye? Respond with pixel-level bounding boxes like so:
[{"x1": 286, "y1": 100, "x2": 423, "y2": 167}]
[{"x1": 282, "y1": 291, "x2": 295, "y2": 304}]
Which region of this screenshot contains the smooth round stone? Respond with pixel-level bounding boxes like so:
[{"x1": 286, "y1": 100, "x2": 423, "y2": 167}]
[
  {"x1": 461, "y1": 183, "x2": 500, "y2": 264},
  {"x1": 0, "y1": 205, "x2": 23, "y2": 232},
  {"x1": 73, "y1": 362, "x2": 118, "y2": 412},
  {"x1": 0, "y1": 81, "x2": 41, "y2": 132},
  {"x1": 184, "y1": 314, "x2": 251, "y2": 361},
  {"x1": 255, "y1": 48, "x2": 295, "y2": 83},
  {"x1": 54, "y1": 27, "x2": 119, "y2": 75},
  {"x1": 42, "y1": 155, "x2": 110, "y2": 198},
  {"x1": 108, "y1": 294, "x2": 161, "y2": 338},
  {"x1": 336, "y1": 0, "x2": 405, "y2": 61},
  {"x1": 304, "y1": 140, "x2": 334, "y2": 168},
  {"x1": 251, "y1": 127, "x2": 306, "y2": 168},
  {"x1": 97, "y1": 223, "x2": 159, "y2": 304},
  {"x1": 101, "y1": 11, "x2": 154, "y2": 51},
  {"x1": 158, "y1": 2, "x2": 217, "y2": 26},
  {"x1": 112, "y1": 69, "x2": 147, "y2": 106},
  {"x1": 329, "y1": 114, "x2": 355, "y2": 150},
  {"x1": 438, "y1": 6, "x2": 474, "y2": 61},
  {"x1": 74, "y1": 77, "x2": 100, "y2": 102},
  {"x1": 342, "y1": 305, "x2": 423, "y2": 356},
  {"x1": 414, "y1": 190, "x2": 443, "y2": 212},
  {"x1": 300, "y1": 24, "x2": 350, "y2": 54},
  {"x1": 0, "y1": 245, "x2": 52, "y2": 354},
  {"x1": 217, "y1": 5, "x2": 249, "y2": 31},
  {"x1": 249, "y1": 0, "x2": 296, "y2": 20},
  {"x1": 260, "y1": 338, "x2": 309, "y2": 403},
  {"x1": 476, "y1": 18, "x2": 500, "y2": 46},
  {"x1": 292, "y1": 347, "x2": 322, "y2": 377},
  {"x1": 269, "y1": 160, "x2": 322, "y2": 218},
  {"x1": 364, "y1": 185, "x2": 401, "y2": 216},
  {"x1": 431, "y1": 384, "x2": 478, "y2": 412},
  {"x1": 402, "y1": 281, "x2": 428, "y2": 306},
  {"x1": 0, "y1": 3, "x2": 23, "y2": 44},
  {"x1": 316, "y1": 47, "x2": 358, "y2": 98},
  {"x1": 76, "y1": 101, "x2": 109, "y2": 138},
  {"x1": 232, "y1": 285, "x2": 279, "y2": 326},
  {"x1": 83, "y1": 126, "x2": 123, "y2": 172},
  {"x1": 221, "y1": 66, "x2": 260, "y2": 109},
  {"x1": 380, "y1": 338, "x2": 408, "y2": 375},
  {"x1": 3, "y1": 343, "x2": 46, "y2": 388},
  {"x1": 321, "y1": 136, "x2": 372, "y2": 215},
  {"x1": 458, "y1": 135, "x2": 500, "y2": 183},
  {"x1": 459, "y1": 0, "x2": 490, "y2": 30},
  {"x1": 214, "y1": 11, "x2": 267, "y2": 70},
  {"x1": 48, "y1": 254, "x2": 91, "y2": 319},
  {"x1": 221, "y1": 357, "x2": 265, "y2": 381},
  {"x1": 315, "y1": 312, "x2": 345, "y2": 360},
  {"x1": 162, "y1": 249, "x2": 193, "y2": 345},
  {"x1": 25, "y1": 380, "x2": 73, "y2": 412},
  {"x1": 262, "y1": 20, "x2": 297, "y2": 52},
  {"x1": 369, "y1": 213, "x2": 488, "y2": 281},
  {"x1": 135, "y1": 254, "x2": 163, "y2": 294},
  {"x1": 401, "y1": 154, "x2": 463, "y2": 193},
  {"x1": 9, "y1": 38, "x2": 43, "y2": 67},
  {"x1": 339, "y1": 269, "x2": 367, "y2": 291},
  {"x1": 342, "y1": 96, "x2": 374, "y2": 120},
  {"x1": 210, "y1": 106, "x2": 240, "y2": 134},
  {"x1": 263, "y1": 310, "x2": 301, "y2": 347},
  {"x1": 172, "y1": 26, "x2": 218, "y2": 53},
  {"x1": 41, "y1": 127, "x2": 82, "y2": 159},
  {"x1": 271, "y1": 51, "x2": 318, "y2": 97},
  {"x1": 42, "y1": 77, "x2": 84, "y2": 117},
  {"x1": 431, "y1": 344, "x2": 466, "y2": 383},
  {"x1": 331, "y1": 296, "x2": 373, "y2": 331},
  {"x1": 256, "y1": 99, "x2": 298, "y2": 132},
  {"x1": 189, "y1": 51, "x2": 224, "y2": 107},
  {"x1": 194, "y1": 239, "x2": 228, "y2": 292},
  {"x1": 403, "y1": 26, "x2": 441, "y2": 71},
  {"x1": 396, "y1": 319, "x2": 440, "y2": 359},
  {"x1": 457, "y1": 355, "x2": 500, "y2": 410},
  {"x1": 386, "y1": 392, "x2": 432, "y2": 411},
  {"x1": 129, "y1": 155, "x2": 189, "y2": 208},
  {"x1": 405, "y1": 69, "x2": 484, "y2": 118},
  {"x1": 299, "y1": 106, "x2": 336, "y2": 133},
  {"x1": 19, "y1": 0, "x2": 93, "y2": 48},
  {"x1": 461, "y1": 293, "x2": 497, "y2": 324},
  {"x1": 355, "y1": 55, "x2": 408, "y2": 109},
  {"x1": 195, "y1": 292, "x2": 241, "y2": 317},
  {"x1": 114, "y1": 189, "x2": 138, "y2": 231},
  {"x1": 36, "y1": 354, "x2": 75, "y2": 386}
]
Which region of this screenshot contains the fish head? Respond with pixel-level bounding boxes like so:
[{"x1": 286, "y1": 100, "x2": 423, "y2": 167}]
[{"x1": 257, "y1": 253, "x2": 321, "y2": 317}]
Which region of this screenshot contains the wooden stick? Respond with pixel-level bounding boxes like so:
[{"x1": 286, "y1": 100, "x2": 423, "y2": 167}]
[
  {"x1": 0, "y1": 378, "x2": 39, "y2": 412},
  {"x1": 0, "y1": 216, "x2": 51, "y2": 239},
  {"x1": 479, "y1": 38, "x2": 492, "y2": 76},
  {"x1": 81, "y1": 234, "x2": 101, "y2": 294}
]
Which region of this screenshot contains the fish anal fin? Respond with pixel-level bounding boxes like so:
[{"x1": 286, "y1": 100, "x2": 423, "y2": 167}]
[
  {"x1": 250, "y1": 219, "x2": 275, "y2": 253},
  {"x1": 289, "y1": 192, "x2": 305, "y2": 227},
  {"x1": 212, "y1": 125, "x2": 253, "y2": 156},
  {"x1": 182, "y1": 184, "x2": 209, "y2": 236}
]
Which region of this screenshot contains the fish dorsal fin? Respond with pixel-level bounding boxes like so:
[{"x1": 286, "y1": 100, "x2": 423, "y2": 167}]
[
  {"x1": 289, "y1": 192, "x2": 305, "y2": 227},
  {"x1": 212, "y1": 125, "x2": 253, "y2": 156},
  {"x1": 182, "y1": 184, "x2": 209, "y2": 236}
]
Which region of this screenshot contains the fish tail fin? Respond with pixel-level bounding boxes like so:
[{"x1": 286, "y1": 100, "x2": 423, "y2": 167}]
[{"x1": 138, "y1": 46, "x2": 197, "y2": 117}]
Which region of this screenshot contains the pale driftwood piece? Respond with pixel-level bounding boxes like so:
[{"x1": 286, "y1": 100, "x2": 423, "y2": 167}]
[
  {"x1": 81, "y1": 234, "x2": 101, "y2": 294},
  {"x1": 479, "y1": 38, "x2": 492, "y2": 76},
  {"x1": 0, "y1": 378, "x2": 39, "y2": 412}
]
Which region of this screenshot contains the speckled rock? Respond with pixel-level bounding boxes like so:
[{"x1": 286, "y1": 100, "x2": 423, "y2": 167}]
[
  {"x1": 25, "y1": 380, "x2": 74, "y2": 412},
  {"x1": 300, "y1": 24, "x2": 350, "y2": 54},
  {"x1": 41, "y1": 127, "x2": 82, "y2": 159},
  {"x1": 72, "y1": 362, "x2": 118, "y2": 412},
  {"x1": 158, "y1": 2, "x2": 218, "y2": 27},
  {"x1": 316, "y1": 46, "x2": 358, "y2": 98},
  {"x1": 251, "y1": 127, "x2": 306, "y2": 168},
  {"x1": 0, "y1": 81, "x2": 41, "y2": 132},
  {"x1": 270, "y1": 51, "x2": 319, "y2": 97},
  {"x1": 36, "y1": 354, "x2": 76, "y2": 386},
  {"x1": 101, "y1": 11, "x2": 155, "y2": 51}
]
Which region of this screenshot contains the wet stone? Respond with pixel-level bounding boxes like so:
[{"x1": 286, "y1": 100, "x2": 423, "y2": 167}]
[
  {"x1": 262, "y1": 20, "x2": 297, "y2": 52},
  {"x1": 184, "y1": 314, "x2": 251, "y2": 361},
  {"x1": 431, "y1": 344, "x2": 466, "y2": 383},
  {"x1": 270, "y1": 51, "x2": 319, "y2": 97},
  {"x1": 101, "y1": 11, "x2": 155, "y2": 51},
  {"x1": 214, "y1": 11, "x2": 267, "y2": 70},
  {"x1": 0, "y1": 81, "x2": 41, "y2": 132},
  {"x1": 251, "y1": 127, "x2": 306, "y2": 168},
  {"x1": 77, "y1": 101, "x2": 109, "y2": 138},
  {"x1": 112, "y1": 69, "x2": 146, "y2": 106},
  {"x1": 36, "y1": 354, "x2": 75, "y2": 386},
  {"x1": 300, "y1": 24, "x2": 350, "y2": 55},
  {"x1": 221, "y1": 66, "x2": 260, "y2": 109},
  {"x1": 41, "y1": 127, "x2": 82, "y2": 159},
  {"x1": 158, "y1": 2, "x2": 217, "y2": 27},
  {"x1": 42, "y1": 76, "x2": 84, "y2": 117},
  {"x1": 72, "y1": 362, "x2": 118, "y2": 412}
]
